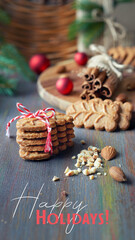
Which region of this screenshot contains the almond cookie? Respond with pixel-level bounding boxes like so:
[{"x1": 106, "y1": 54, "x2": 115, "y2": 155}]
[
  {"x1": 16, "y1": 118, "x2": 56, "y2": 132},
  {"x1": 67, "y1": 140, "x2": 74, "y2": 147},
  {"x1": 57, "y1": 131, "x2": 67, "y2": 138},
  {"x1": 67, "y1": 133, "x2": 75, "y2": 139},
  {"x1": 16, "y1": 135, "x2": 58, "y2": 146},
  {"x1": 57, "y1": 125, "x2": 66, "y2": 132},
  {"x1": 114, "y1": 101, "x2": 133, "y2": 130},
  {"x1": 59, "y1": 143, "x2": 67, "y2": 151},
  {"x1": 66, "y1": 123, "x2": 74, "y2": 129},
  {"x1": 66, "y1": 98, "x2": 119, "y2": 132},
  {"x1": 17, "y1": 128, "x2": 57, "y2": 139},
  {"x1": 58, "y1": 137, "x2": 68, "y2": 143},
  {"x1": 19, "y1": 149, "x2": 51, "y2": 160},
  {"x1": 16, "y1": 112, "x2": 73, "y2": 132},
  {"x1": 19, "y1": 148, "x2": 59, "y2": 160},
  {"x1": 108, "y1": 46, "x2": 135, "y2": 66},
  {"x1": 66, "y1": 129, "x2": 74, "y2": 135},
  {"x1": 19, "y1": 140, "x2": 59, "y2": 152}
]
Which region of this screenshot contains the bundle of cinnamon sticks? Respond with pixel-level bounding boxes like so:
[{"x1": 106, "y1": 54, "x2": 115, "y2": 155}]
[{"x1": 80, "y1": 67, "x2": 118, "y2": 100}]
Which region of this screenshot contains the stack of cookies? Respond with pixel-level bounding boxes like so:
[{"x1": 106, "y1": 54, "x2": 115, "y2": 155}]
[{"x1": 16, "y1": 112, "x2": 75, "y2": 160}]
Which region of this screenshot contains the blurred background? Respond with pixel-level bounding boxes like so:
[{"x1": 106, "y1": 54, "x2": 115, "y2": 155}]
[{"x1": 0, "y1": 0, "x2": 134, "y2": 96}]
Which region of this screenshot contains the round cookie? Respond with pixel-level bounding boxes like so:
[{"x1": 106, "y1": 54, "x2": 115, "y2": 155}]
[
  {"x1": 67, "y1": 133, "x2": 75, "y2": 139},
  {"x1": 16, "y1": 135, "x2": 58, "y2": 146},
  {"x1": 16, "y1": 118, "x2": 56, "y2": 132},
  {"x1": 17, "y1": 128, "x2": 57, "y2": 139},
  {"x1": 19, "y1": 140, "x2": 59, "y2": 151},
  {"x1": 57, "y1": 125, "x2": 66, "y2": 132},
  {"x1": 57, "y1": 131, "x2": 67, "y2": 138},
  {"x1": 19, "y1": 149, "x2": 51, "y2": 160},
  {"x1": 66, "y1": 123, "x2": 74, "y2": 129},
  {"x1": 66, "y1": 129, "x2": 74, "y2": 135},
  {"x1": 67, "y1": 140, "x2": 74, "y2": 147},
  {"x1": 58, "y1": 137, "x2": 67, "y2": 143},
  {"x1": 59, "y1": 143, "x2": 67, "y2": 151}
]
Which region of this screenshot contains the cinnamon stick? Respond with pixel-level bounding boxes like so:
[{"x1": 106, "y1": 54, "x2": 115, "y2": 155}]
[
  {"x1": 93, "y1": 70, "x2": 107, "y2": 91},
  {"x1": 80, "y1": 90, "x2": 100, "y2": 100},
  {"x1": 90, "y1": 67, "x2": 100, "y2": 79},
  {"x1": 83, "y1": 68, "x2": 93, "y2": 82},
  {"x1": 87, "y1": 92, "x2": 100, "y2": 100},
  {"x1": 82, "y1": 81, "x2": 92, "y2": 90},
  {"x1": 80, "y1": 90, "x2": 90, "y2": 100},
  {"x1": 101, "y1": 76, "x2": 118, "y2": 97}
]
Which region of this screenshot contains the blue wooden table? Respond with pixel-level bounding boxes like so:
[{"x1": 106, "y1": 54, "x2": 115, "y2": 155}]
[{"x1": 0, "y1": 80, "x2": 135, "y2": 240}]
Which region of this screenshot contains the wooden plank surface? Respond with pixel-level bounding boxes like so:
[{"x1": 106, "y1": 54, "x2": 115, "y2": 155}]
[{"x1": 0, "y1": 79, "x2": 135, "y2": 240}]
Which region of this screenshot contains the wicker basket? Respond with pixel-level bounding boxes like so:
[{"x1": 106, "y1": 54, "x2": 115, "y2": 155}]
[{"x1": 0, "y1": 0, "x2": 77, "y2": 63}]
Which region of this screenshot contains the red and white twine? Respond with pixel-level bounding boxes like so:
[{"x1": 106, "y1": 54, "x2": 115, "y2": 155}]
[{"x1": 6, "y1": 103, "x2": 55, "y2": 154}]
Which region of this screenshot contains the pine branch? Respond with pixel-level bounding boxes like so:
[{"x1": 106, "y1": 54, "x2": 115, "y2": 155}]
[
  {"x1": 73, "y1": 1, "x2": 103, "y2": 12},
  {"x1": 0, "y1": 44, "x2": 36, "y2": 81},
  {"x1": 83, "y1": 22, "x2": 105, "y2": 47},
  {"x1": 0, "y1": 75, "x2": 17, "y2": 96}
]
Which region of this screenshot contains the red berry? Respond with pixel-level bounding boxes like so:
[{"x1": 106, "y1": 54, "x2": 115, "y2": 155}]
[
  {"x1": 29, "y1": 54, "x2": 50, "y2": 74},
  {"x1": 74, "y1": 52, "x2": 88, "y2": 66},
  {"x1": 56, "y1": 77, "x2": 73, "y2": 95}
]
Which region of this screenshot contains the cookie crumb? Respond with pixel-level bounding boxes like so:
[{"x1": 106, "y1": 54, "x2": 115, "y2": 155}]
[
  {"x1": 104, "y1": 172, "x2": 107, "y2": 176},
  {"x1": 77, "y1": 168, "x2": 82, "y2": 173},
  {"x1": 52, "y1": 176, "x2": 60, "y2": 182},
  {"x1": 80, "y1": 140, "x2": 86, "y2": 145},
  {"x1": 64, "y1": 166, "x2": 70, "y2": 174},
  {"x1": 89, "y1": 175, "x2": 94, "y2": 180}
]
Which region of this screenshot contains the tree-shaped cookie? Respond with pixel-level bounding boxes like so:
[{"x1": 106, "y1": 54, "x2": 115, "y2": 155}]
[{"x1": 66, "y1": 98, "x2": 120, "y2": 132}]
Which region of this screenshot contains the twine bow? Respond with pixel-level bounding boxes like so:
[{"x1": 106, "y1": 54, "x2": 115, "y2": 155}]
[
  {"x1": 88, "y1": 44, "x2": 134, "y2": 80},
  {"x1": 6, "y1": 103, "x2": 55, "y2": 154}
]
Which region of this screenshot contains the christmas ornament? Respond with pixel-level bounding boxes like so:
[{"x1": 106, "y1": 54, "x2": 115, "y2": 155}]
[
  {"x1": 56, "y1": 77, "x2": 73, "y2": 95},
  {"x1": 74, "y1": 52, "x2": 88, "y2": 66},
  {"x1": 29, "y1": 54, "x2": 50, "y2": 74}
]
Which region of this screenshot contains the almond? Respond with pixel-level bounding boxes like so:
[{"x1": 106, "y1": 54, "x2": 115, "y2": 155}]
[
  {"x1": 109, "y1": 166, "x2": 127, "y2": 182},
  {"x1": 101, "y1": 146, "x2": 116, "y2": 160},
  {"x1": 115, "y1": 93, "x2": 127, "y2": 103}
]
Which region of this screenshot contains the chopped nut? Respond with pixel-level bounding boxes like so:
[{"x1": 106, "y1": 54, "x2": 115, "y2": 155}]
[
  {"x1": 52, "y1": 176, "x2": 60, "y2": 182},
  {"x1": 86, "y1": 162, "x2": 94, "y2": 167},
  {"x1": 104, "y1": 172, "x2": 107, "y2": 176},
  {"x1": 77, "y1": 168, "x2": 82, "y2": 173},
  {"x1": 93, "y1": 153, "x2": 98, "y2": 160},
  {"x1": 94, "y1": 160, "x2": 101, "y2": 168},
  {"x1": 66, "y1": 170, "x2": 75, "y2": 177},
  {"x1": 82, "y1": 169, "x2": 90, "y2": 176},
  {"x1": 75, "y1": 162, "x2": 80, "y2": 168},
  {"x1": 97, "y1": 172, "x2": 102, "y2": 176},
  {"x1": 89, "y1": 175, "x2": 95, "y2": 180},
  {"x1": 64, "y1": 166, "x2": 70, "y2": 174},
  {"x1": 96, "y1": 158, "x2": 102, "y2": 163},
  {"x1": 89, "y1": 167, "x2": 97, "y2": 174},
  {"x1": 74, "y1": 170, "x2": 79, "y2": 175},
  {"x1": 72, "y1": 156, "x2": 76, "y2": 159},
  {"x1": 80, "y1": 140, "x2": 86, "y2": 145}
]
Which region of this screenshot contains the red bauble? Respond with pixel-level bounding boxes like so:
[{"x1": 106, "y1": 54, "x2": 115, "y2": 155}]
[
  {"x1": 56, "y1": 77, "x2": 73, "y2": 95},
  {"x1": 29, "y1": 54, "x2": 50, "y2": 74},
  {"x1": 74, "y1": 52, "x2": 88, "y2": 66}
]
